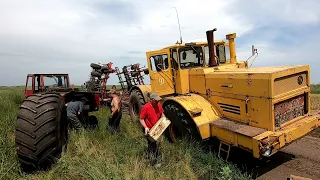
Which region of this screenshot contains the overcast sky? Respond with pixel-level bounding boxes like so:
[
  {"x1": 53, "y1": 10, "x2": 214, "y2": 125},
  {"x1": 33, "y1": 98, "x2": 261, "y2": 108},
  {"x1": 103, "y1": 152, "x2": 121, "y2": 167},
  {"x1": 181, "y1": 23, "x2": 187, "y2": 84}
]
[{"x1": 0, "y1": 0, "x2": 320, "y2": 86}]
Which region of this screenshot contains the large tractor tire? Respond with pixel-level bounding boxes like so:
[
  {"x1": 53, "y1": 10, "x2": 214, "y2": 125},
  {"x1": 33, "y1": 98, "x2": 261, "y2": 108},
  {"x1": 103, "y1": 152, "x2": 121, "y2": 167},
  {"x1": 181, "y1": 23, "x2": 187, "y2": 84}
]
[
  {"x1": 90, "y1": 63, "x2": 101, "y2": 70},
  {"x1": 163, "y1": 101, "x2": 201, "y2": 143},
  {"x1": 15, "y1": 93, "x2": 68, "y2": 172},
  {"x1": 85, "y1": 80, "x2": 95, "y2": 92},
  {"x1": 86, "y1": 79, "x2": 100, "y2": 92},
  {"x1": 91, "y1": 71, "x2": 102, "y2": 78},
  {"x1": 129, "y1": 89, "x2": 145, "y2": 121}
]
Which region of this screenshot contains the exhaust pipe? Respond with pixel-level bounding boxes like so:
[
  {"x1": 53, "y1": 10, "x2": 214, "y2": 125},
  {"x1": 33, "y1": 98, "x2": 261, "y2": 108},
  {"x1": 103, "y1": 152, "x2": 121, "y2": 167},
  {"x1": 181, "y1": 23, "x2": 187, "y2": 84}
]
[
  {"x1": 226, "y1": 33, "x2": 237, "y2": 63},
  {"x1": 206, "y1": 28, "x2": 218, "y2": 67}
]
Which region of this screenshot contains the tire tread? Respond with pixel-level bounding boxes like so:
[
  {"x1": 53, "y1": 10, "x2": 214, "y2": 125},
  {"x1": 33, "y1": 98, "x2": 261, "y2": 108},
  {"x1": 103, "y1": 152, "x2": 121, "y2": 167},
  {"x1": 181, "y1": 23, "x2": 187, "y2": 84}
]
[
  {"x1": 15, "y1": 93, "x2": 64, "y2": 172},
  {"x1": 129, "y1": 89, "x2": 146, "y2": 121},
  {"x1": 163, "y1": 101, "x2": 200, "y2": 142}
]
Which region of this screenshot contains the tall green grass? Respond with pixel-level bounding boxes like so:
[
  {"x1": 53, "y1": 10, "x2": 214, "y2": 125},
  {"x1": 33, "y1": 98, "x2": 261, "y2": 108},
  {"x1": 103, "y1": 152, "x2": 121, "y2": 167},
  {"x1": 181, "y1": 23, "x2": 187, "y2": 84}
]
[
  {"x1": 311, "y1": 84, "x2": 320, "y2": 94},
  {"x1": 0, "y1": 87, "x2": 24, "y2": 179},
  {"x1": 0, "y1": 87, "x2": 251, "y2": 180}
]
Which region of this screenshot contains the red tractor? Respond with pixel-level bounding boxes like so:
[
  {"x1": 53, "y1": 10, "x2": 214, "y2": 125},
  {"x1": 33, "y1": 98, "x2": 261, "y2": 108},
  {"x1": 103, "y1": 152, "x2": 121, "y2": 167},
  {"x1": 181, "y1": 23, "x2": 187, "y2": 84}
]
[{"x1": 16, "y1": 73, "x2": 101, "y2": 172}]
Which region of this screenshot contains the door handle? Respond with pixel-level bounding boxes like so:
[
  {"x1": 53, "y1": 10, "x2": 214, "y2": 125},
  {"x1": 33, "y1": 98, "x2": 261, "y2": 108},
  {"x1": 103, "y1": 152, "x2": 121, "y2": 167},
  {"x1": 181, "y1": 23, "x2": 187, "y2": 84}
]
[{"x1": 220, "y1": 84, "x2": 233, "y2": 88}]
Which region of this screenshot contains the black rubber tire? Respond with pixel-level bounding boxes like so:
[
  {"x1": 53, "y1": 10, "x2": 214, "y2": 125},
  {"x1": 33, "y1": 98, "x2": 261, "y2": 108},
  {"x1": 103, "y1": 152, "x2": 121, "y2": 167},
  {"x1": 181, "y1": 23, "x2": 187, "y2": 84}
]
[
  {"x1": 131, "y1": 72, "x2": 139, "y2": 77},
  {"x1": 129, "y1": 89, "x2": 145, "y2": 121},
  {"x1": 91, "y1": 71, "x2": 102, "y2": 78},
  {"x1": 122, "y1": 67, "x2": 128, "y2": 73},
  {"x1": 90, "y1": 63, "x2": 101, "y2": 70},
  {"x1": 15, "y1": 93, "x2": 67, "y2": 172},
  {"x1": 102, "y1": 69, "x2": 112, "y2": 74},
  {"x1": 85, "y1": 81, "x2": 94, "y2": 92},
  {"x1": 86, "y1": 79, "x2": 100, "y2": 92},
  {"x1": 163, "y1": 101, "x2": 201, "y2": 143}
]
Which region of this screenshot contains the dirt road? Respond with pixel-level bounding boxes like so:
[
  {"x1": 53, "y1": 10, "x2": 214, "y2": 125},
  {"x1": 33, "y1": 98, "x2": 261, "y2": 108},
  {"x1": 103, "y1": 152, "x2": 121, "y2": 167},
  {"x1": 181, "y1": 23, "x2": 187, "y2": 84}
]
[
  {"x1": 255, "y1": 135, "x2": 320, "y2": 180},
  {"x1": 226, "y1": 133, "x2": 320, "y2": 180},
  {"x1": 225, "y1": 111, "x2": 320, "y2": 179}
]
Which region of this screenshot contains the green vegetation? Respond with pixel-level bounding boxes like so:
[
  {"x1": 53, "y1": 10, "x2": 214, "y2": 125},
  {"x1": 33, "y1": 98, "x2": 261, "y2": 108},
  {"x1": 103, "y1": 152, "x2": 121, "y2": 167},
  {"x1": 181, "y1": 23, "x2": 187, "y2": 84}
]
[
  {"x1": 0, "y1": 87, "x2": 250, "y2": 180},
  {"x1": 311, "y1": 84, "x2": 320, "y2": 94},
  {"x1": 0, "y1": 87, "x2": 25, "y2": 179}
]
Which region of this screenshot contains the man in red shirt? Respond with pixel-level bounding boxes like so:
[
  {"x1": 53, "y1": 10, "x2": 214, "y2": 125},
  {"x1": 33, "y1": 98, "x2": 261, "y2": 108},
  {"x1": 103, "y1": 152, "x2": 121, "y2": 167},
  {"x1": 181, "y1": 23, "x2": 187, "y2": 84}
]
[{"x1": 140, "y1": 92, "x2": 164, "y2": 163}]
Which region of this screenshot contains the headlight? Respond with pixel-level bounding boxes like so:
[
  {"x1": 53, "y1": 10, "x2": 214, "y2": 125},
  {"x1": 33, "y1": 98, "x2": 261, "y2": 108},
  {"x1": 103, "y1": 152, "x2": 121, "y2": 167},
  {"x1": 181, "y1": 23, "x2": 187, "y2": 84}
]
[{"x1": 262, "y1": 147, "x2": 272, "y2": 157}]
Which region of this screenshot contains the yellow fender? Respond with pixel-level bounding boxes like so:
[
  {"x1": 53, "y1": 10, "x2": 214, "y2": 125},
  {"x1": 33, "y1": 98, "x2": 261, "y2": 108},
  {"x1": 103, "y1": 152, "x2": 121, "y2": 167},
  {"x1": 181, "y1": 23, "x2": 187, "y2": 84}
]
[{"x1": 163, "y1": 94, "x2": 221, "y2": 139}]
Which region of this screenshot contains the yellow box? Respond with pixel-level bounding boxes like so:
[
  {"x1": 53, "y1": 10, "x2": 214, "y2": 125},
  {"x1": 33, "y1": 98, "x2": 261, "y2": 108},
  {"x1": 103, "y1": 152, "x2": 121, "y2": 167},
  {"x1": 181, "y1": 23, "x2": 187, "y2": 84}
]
[{"x1": 148, "y1": 117, "x2": 171, "y2": 142}]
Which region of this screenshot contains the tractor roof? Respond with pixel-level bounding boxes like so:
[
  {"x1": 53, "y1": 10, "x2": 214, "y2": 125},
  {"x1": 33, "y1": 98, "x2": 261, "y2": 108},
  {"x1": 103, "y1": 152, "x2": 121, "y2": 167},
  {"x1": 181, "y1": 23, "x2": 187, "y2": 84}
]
[
  {"x1": 28, "y1": 73, "x2": 69, "y2": 76},
  {"x1": 160, "y1": 40, "x2": 226, "y2": 50}
]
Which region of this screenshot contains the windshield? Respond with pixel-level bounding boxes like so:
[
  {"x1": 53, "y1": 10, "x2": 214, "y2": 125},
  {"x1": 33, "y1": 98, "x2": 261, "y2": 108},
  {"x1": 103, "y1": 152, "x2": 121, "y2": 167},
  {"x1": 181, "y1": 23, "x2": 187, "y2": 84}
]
[
  {"x1": 178, "y1": 46, "x2": 204, "y2": 69},
  {"x1": 204, "y1": 44, "x2": 230, "y2": 65},
  {"x1": 43, "y1": 75, "x2": 68, "y2": 88}
]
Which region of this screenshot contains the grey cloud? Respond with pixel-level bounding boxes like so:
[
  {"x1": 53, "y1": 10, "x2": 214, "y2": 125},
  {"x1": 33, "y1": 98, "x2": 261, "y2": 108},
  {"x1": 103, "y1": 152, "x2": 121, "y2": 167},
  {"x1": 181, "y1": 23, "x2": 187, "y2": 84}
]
[
  {"x1": 92, "y1": 1, "x2": 136, "y2": 19},
  {"x1": 81, "y1": 0, "x2": 140, "y2": 27},
  {"x1": 1, "y1": 0, "x2": 320, "y2": 86},
  {"x1": 236, "y1": 23, "x2": 320, "y2": 48},
  {"x1": 128, "y1": 51, "x2": 143, "y2": 55},
  {"x1": 230, "y1": 0, "x2": 320, "y2": 26},
  {"x1": 0, "y1": 52, "x2": 27, "y2": 58}
]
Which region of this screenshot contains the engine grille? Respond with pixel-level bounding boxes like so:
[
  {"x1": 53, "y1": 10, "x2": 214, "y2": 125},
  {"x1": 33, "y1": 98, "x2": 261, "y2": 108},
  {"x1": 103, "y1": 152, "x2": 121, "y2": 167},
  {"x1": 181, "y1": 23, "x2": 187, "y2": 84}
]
[
  {"x1": 274, "y1": 94, "x2": 306, "y2": 128},
  {"x1": 274, "y1": 72, "x2": 307, "y2": 96},
  {"x1": 218, "y1": 103, "x2": 240, "y2": 115}
]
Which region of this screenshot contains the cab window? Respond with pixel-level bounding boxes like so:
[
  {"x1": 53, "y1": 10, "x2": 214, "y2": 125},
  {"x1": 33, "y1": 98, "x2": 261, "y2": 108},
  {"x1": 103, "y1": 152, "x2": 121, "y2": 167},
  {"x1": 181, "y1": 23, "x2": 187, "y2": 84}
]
[
  {"x1": 204, "y1": 45, "x2": 217, "y2": 66},
  {"x1": 171, "y1": 49, "x2": 179, "y2": 70},
  {"x1": 150, "y1": 54, "x2": 169, "y2": 71},
  {"x1": 204, "y1": 44, "x2": 229, "y2": 65},
  {"x1": 43, "y1": 75, "x2": 68, "y2": 88},
  {"x1": 178, "y1": 46, "x2": 204, "y2": 69},
  {"x1": 217, "y1": 44, "x2": 227, "y2": 63},
  {"x1": 35, "y1": 75, "x2": 40, "y2": 91},
  {"x1": 26, "y1": 76, "x2": 33, "y2": 90},
  {"x1": 63, "y1": 76, "x2": 69, "y2": 87},
  {"x1": 224, "y1": 45, "x2": 231, "y2": 61}
]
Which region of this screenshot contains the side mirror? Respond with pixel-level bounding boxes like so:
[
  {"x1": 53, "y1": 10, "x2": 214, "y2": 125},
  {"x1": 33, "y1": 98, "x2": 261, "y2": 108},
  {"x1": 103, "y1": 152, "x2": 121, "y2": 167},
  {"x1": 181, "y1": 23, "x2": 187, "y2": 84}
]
[
  {"x1": 182, "y1": 51, "x2": 187, "y2": 60},
  {"x1": 252, "y1": 45, "x2": 257, "y2": 56}
]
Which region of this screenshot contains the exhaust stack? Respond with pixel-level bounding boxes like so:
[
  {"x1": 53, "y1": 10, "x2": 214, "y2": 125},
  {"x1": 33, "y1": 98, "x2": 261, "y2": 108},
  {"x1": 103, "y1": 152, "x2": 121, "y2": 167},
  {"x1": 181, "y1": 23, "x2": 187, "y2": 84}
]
[
  {"x1": 226, "y1": 33, "x2": 237, "y2": 63},
  {"x1": 206, "y1": 28, "x2": 218, "y2": 67}
]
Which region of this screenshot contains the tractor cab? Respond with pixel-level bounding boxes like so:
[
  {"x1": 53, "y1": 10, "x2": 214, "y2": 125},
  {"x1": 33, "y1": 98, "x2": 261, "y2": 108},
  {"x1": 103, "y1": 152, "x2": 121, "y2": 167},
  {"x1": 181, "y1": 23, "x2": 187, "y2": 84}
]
[
  {"x1": 145, "y1": 29, "x2": 244, "y2": 96},
  {"x1": 24, "y1": 73, "x2": 76, "y2": 97}
]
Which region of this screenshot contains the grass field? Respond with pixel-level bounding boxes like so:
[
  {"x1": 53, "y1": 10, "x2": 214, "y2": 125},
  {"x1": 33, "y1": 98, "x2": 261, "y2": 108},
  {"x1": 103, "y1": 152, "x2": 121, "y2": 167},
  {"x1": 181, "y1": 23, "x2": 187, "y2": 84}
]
[
  {"x1": 1, "y1": 86, "x2": 319, "y2": 180},
  {"x1": 311, "y1": 84, "x2": 320, "y2": 94},
  {"x1": 0, "y1": 87, "x2": 250, "y2": 180}
]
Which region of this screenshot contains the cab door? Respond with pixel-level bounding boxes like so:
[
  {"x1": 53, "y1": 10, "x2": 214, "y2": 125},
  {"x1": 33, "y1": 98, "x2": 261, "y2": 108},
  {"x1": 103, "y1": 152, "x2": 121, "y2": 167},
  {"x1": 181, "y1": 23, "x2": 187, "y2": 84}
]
[
  {"x1": 146, "y1": 49, "x2": 175, "y2": 96},
  {"x1": 25, "y1": 75, "x2": 34, "y2": 97}
]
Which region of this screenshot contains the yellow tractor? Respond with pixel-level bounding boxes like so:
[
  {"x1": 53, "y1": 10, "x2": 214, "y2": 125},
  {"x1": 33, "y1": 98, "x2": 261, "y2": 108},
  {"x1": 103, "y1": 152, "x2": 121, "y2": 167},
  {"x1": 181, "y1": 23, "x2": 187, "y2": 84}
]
[{"x1": 128, "y1": 28, "x2": 320, "y2": 160}]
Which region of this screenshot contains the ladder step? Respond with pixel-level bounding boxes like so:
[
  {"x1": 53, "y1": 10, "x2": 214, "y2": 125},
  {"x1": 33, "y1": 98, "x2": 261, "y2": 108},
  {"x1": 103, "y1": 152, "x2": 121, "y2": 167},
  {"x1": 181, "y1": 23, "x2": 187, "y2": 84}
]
[{"x1": 218, "y1": 141, "x2": 231, "y2": 162}]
